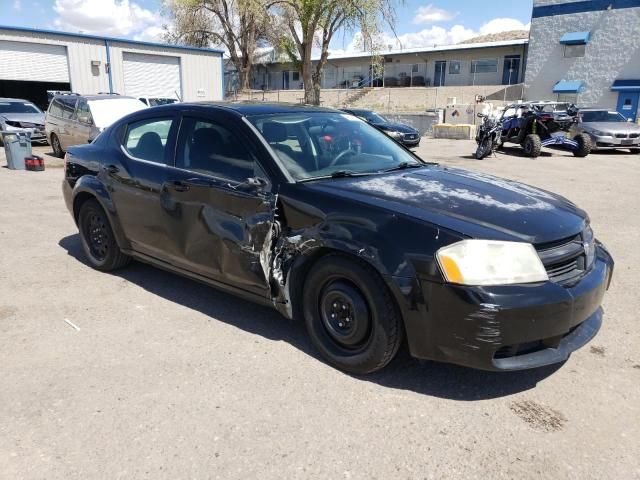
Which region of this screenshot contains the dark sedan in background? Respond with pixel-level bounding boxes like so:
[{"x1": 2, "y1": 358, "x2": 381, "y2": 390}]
[
  {"x1": 0, "y1": 97, "x2": 47, "y2": 145},
  {"x1": 572, "y1": 108, "x2": 640, "y2": 153},
  {"x1": 341, "y1": 108, "x2": 421, "y2": 147},
  {"x1": 62, "y1": 103, "x2": 613, "y2": 374}
]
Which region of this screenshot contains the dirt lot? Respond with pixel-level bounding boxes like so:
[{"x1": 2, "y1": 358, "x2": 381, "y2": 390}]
[{"x1": 1, "y1": 141, "x2": 639, "y2": 479}]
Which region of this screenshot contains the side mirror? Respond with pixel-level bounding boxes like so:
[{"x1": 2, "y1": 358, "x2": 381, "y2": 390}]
[{"x1": 230, "y1": 176, "x2": 269, "y2": 193}]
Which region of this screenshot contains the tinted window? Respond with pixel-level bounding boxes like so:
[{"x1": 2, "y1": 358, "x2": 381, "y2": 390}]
[
  {"x1": 59, "y1": 97, "x2": 77, "y2": 120},
  {"x1": 175, "y1": 117, "x2": 256, "y2": 182},
  {"x1": 582, "y1": 111, "x2": 626, "y2": 122},
  {"x1": 48, "y1": 99, "x2": 64, "y2": 117},
  {"x1": 76, "y1": 99, "x2": 93, "y2": 124},
  {"x1": 0, "y1": 101, "x2": 42, "y2": 114},
  {"x1": 124, "y1": 118, "x2": 173, "y2": 163}
]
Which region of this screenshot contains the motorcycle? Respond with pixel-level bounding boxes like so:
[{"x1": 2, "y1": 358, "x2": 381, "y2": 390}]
[{"x1": 475, "y1": 113, "x2": 502, "y2": 159}]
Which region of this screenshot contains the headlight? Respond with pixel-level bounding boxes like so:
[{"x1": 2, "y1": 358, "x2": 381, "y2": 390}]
[
  {"x1": 4, "y1": 123, "x2": 21, "y2": 131},
  {"x1": 387, "y1": 130, "x2": 403, "y2": 138},
  {"x1": 591, "y1": 130, "x2": 609, "y2": 136},
  {"x1": 436, "y1": 240, "x2": 548, "y2": 286}
]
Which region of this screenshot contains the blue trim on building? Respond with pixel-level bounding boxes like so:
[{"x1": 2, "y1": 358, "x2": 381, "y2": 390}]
[
  {"x1": 560, "y1": 31, "x2": 591, "y2": 45},
  {"x1": 104, "y1": 40, "x2": 113, "y2": 94},
  {"x1": 553, "y1": 80, "x2": 583, "y2": 93},
  {"x1": 0, "y1": 24, "x2": 224, "y2": 55},
  {"x1": 533, "y1": 0, "x2": 640, "y2": 18},
  {"x1": 611, "y1": 79, "x2": 640, "y2": 91}
]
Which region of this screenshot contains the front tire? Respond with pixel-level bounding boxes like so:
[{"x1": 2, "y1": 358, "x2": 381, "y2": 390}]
[
  {"x1": 572, "y1": 133, "x2": 592, "y2": 157},
  {"x1": 302, "y1": 254, "x2": 403, "y2": 374},
  {"x1": 51, "y1": 133, "x2": 64, "y2": 158},
  {"x1": 78, "y1": 199, "x2": 130, "y2": 271},
  {"x1": 523, "y1": 134, "x2": 541, "y2": 157},
  {"x1": 475, "y1": 137, "x2": 491, "y2": 159}
]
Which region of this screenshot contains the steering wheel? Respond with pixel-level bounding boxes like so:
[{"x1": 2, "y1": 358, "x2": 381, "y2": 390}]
[{"x1": 329, "y1": 148, "x2": 357, "y2": 167}]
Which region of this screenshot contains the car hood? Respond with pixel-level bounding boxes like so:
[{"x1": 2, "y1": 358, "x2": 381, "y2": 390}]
[
  {"x1": 582, "y1": 121, "x2": 640, "y2": 133},
  {"x1": 375, "y1": 122, "x2": 417, "y2": 134},
  {"x1": 306, "y1": 166, "x2": 587, "y2": 244},
  {"x1": 0, "y1": 112, "x2": 45, "y2": 125}
]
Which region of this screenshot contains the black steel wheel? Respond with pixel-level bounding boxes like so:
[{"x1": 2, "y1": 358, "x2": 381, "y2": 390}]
[
  {"x1": 51, "y1": 133, "x2": 64, "y2": 158},
  {"x1": 302, "y1": 254, "x2": 403, "y2": 374},
  {"x1": 78, "y1": 199, "x2": 130, "y2": 271}
]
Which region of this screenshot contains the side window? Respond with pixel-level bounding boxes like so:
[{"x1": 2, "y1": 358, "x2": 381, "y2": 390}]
[
  {"x1": 76, "y1": 99, "x2": 93, "y2": 124},
  {"x1": 60, "y1": 98, "x2": 77, "y2": 120},
  {"x1": 48, "y1": 99, "x2": 63, "y2": 117},
  {"x1": 175, "y1": 117, "x2": 256, "y2": 182},
  {"x1": 123, "y1": 117, "x2": 173, "y2": 163}
]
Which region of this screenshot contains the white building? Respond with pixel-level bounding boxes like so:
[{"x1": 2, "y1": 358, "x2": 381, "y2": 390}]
[
  {"x1": 248, "y1": 39, "x2": 528, "y2": 92},
  {"x1": 525, "y1": 0, "x2": 640, "y2": 121},
  {"x1": 0, "y1": 25, "x2": 224, "y2": 110}
]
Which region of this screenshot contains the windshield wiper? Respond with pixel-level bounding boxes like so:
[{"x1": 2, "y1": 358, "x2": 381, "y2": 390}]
[
  {"x1": 381, "y1": 162, "x2": 426, "y2": 173},
  {"x1": 297, "y1": 170, "x2": 373, "y2": 183}
]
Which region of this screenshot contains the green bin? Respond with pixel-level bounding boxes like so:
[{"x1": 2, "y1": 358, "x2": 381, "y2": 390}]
[{"x1": 1, "y1": 131, "x2": 32, "y2": 170}]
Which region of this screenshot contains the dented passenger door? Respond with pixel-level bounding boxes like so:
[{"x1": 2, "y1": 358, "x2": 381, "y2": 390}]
[{"x1": 160, "y1": 113, "x2": 276, "y2": 297}]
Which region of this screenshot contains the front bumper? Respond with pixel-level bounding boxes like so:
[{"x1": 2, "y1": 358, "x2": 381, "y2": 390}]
[
  {"x1": 401, "y1": 135, "x2": 421, "y2": 147},
  {"x1": 398, "y1": 244, "x2": 614, "y2": 371},
  {"x1": 591, "y1": 134, "x2": 640, "y2": 149}
]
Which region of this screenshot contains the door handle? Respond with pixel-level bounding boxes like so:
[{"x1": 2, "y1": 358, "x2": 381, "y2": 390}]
[
  {"x1": 170, "y1": 180, "x2": 190, "y2": 192},
  {"x1": 105, "y1": 164, "x2": 119, "y2": 175}
]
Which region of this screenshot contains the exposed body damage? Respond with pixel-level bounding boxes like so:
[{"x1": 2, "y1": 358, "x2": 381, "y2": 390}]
[{"x1": 61, "y1": 102, "x2": 614, "y2": 373}]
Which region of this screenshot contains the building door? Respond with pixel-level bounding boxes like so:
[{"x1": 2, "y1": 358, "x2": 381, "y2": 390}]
[
  {"x1": 502, "y1": 55, "x2": 521, "y2": 85},
  {"x1": 282, "y1": 71, "x2": 290, "y2": 90},
  {"x1": 434, "y1": 61, "x2": 446, "y2": 87},
  {"x1": 616, "y1": 92, "x2": 639, "y2": 122},
  {"x1": 123, "y1": 52, "x2": 182, "y2": 100}
]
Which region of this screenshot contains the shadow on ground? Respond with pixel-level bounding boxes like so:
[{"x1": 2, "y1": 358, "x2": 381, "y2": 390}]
[{"x1": 59, "y1": 233, "x2": 562, "y2": 400}]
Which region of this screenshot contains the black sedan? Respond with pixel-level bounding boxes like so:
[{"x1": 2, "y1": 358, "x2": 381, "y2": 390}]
[
  {"x1": 341, "y1": 108, "x2": 421, "y2": 147},
  {"x1": 62, "y1": 103, "x2": 613, "y2": 374}
]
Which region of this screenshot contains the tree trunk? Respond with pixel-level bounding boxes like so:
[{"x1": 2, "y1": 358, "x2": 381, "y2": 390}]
[{"x1": 302, "y1": 59, "x2": 317, "y2": 104}]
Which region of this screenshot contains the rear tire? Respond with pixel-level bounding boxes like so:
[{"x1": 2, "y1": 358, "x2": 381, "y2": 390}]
[
  {"x1": 475, "y1": 137, "x2": 491, "y2": 159},
  {"x1": 78, "y1": 199, "x2": 130, "y2": 271},
  {"x1": 51, "y1": 133, "x2": 64, "y2": 158},
  {"x1": 572, "y1": 133, "x2": 592, "y2": 157},
  {"x1": 523, "y1": 134, "x2": 541, "y2": 157},
  {"x1": 302, "y1": 254, "x2": 403, "y2": 374}
]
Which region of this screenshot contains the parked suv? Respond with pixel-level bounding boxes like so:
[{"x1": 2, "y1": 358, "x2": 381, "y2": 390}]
[{"x1": 45, "y1": 94, "x2": 146, "y2": 157}]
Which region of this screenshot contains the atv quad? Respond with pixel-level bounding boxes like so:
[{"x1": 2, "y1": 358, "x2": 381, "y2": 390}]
[{"x1": 498, "y1": 102, "x2": 591, "y2": 158}]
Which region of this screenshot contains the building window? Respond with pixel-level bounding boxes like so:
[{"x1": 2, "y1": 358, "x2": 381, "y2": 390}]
[
  {"x1": 448, "y1": 61, "x2": 461, "y2": 74},
  {"x1": 411, "y1": 63, "x2": 419, "y2": 73},
  {"x1": 557, "y1": 93, "x2": 578, "y2": 104},
  {"x1": 292, "y1": 71, "x2": 300, "y2": 82},
  {"x1": 471, "y1": 59, "x2": 498, "y2": 74},
  {"x1": 564, "y1": 44, "x2": 585, "y2": 58}
]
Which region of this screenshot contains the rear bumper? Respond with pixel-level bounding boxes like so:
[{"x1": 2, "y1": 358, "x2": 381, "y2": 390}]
[{"x1": 396, "y1": 243, "x2": 614, "y2": 371}]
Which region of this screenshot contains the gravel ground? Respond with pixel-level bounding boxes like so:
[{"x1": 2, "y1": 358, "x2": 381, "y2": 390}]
[{"x1": 1, "y1": 140, "x2": 639, "y2": 479}]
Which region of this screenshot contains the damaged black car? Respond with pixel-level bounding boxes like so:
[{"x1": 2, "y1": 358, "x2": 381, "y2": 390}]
[{"x1": 62, "y1": 103, "x2": 614, "y2": 374}]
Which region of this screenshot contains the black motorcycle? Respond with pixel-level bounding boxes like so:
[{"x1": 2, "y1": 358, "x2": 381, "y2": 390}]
[{"x1": 475, "y1": 113, "x2": 502, "y2": 159}]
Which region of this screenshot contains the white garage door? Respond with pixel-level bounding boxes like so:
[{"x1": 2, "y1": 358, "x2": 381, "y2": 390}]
[
  {"x1": 123, "y1": 52, "x2": 181, "y2": 99},
  {"x1": 0, "y1": 40, "x2": 69, "y2": 82}
]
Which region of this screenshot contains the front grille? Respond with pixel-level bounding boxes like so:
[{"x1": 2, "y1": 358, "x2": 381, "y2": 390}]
[
  {"x1": 629, "y1": 133, "x2": 640, "y2": 139},
  {"x1": 536, "y1": 230, "x2": 592, "y2": 284},
  {"x1": 615, "y1": 133, "x2": 628, "y2": 139},
  {"x1": 404, "y1": 133, "x2": 417, "y2": 140}
]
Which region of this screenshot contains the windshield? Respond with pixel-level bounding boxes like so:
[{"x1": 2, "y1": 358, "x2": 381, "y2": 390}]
[
  {"x1": 249, "y1": 112, "x2": 422, "y2": 181},
  {"x1": 355, "y1": 111, "x2": 387, "y2": 124},
  {"x1": 582, "y1": 111, "x2": 626, "y2": 122},
  {"x1": 149, "y1": 98, "x2": 177, "y2": 106},
  {"x1": 0, "y1": 101, "x2": 42, "y2": 114},
  {"x1": 88, "y1": 98, "x2": 146, "y2": 128}
]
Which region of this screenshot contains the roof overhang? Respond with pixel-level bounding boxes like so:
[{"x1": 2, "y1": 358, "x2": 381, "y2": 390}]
[
  {"x1": 553, "y1": 80, "x2": 583, "y2": 93},
  {"x1": 560, "y1": 31, "x2": 591, "y2": 45},
  {"x1": 611, "y1": 80, "x2": 640, "y2": 92}
]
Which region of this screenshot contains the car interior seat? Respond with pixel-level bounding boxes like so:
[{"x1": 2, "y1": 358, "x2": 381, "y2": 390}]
[{"x1": 134, "y1": 131, "x2": 164, "y2": 161}]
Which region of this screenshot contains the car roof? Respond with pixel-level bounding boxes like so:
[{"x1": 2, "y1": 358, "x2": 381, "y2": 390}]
[
  {"x1": 82, "y1": 94, "x2": 138, "y2": 101},
  {"x1": 181, "y1": 102, "x2": 338, "y2": 116},
  {"x1": 0, "y1": 97, "x2": 31, "y2": 102},
  {"x1": 579, "y1": 108, "x2": 618, "y2": 112}
]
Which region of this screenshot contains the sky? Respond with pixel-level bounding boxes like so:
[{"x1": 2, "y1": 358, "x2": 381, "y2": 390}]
[{"x1": 0, "y1": 0, "x2": 533, "y2": 52}]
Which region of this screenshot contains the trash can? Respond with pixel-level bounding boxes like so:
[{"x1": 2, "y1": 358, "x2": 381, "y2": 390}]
[{"x1": 1, "y1": 131, "x2": 32, "y2": 170}]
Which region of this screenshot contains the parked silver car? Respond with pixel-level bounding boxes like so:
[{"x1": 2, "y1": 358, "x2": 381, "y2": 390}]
[
  {"x1": 571, "y1": 108, "x2": 640, "y2": 153},
  {"x1": 0, "y1": 97, "x2": 47, "y2": 146},
  {"x1": 45, "y1": 94, "x2": 146, "y2": 157}
]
